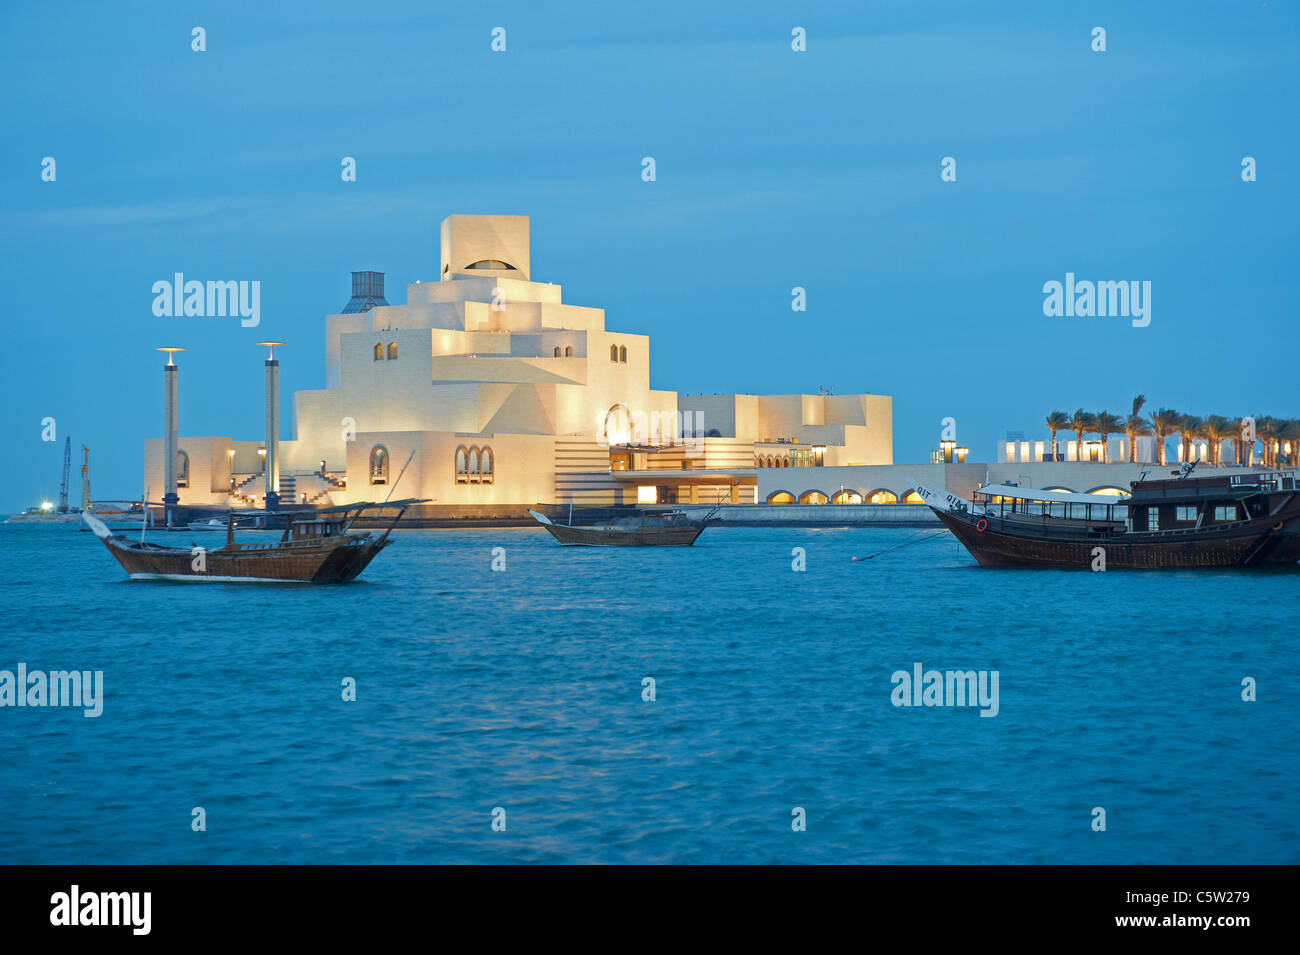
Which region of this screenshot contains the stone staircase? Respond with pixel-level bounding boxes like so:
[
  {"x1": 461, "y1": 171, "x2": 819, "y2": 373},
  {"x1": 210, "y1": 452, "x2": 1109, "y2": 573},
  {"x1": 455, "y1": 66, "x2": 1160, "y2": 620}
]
[
  {"x1": 226, "y1": 469, "x2": 339, "y2": 508},
  {"x1": 286, "y1": 471, "x2": 337, "y2": 507}
]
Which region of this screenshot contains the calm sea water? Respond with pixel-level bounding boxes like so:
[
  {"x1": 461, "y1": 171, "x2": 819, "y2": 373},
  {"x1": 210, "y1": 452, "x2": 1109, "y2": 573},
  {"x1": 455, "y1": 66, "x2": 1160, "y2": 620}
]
[{"x1": 2, "y1": 521, "x2": 1297, "y2": 864}]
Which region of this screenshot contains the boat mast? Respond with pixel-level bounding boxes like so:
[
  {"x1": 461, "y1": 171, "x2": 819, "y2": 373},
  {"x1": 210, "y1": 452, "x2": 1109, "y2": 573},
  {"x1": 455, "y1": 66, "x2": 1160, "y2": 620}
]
[
  {"x1": 337, "y1": 451, "x2": 418, "y2": 536},
  {"x1": 381, "y1": 449, "x2": 416, "y2": 504},
  {"x1": 81, "y1": 444, "x2": 93, "y2": 511},
  {"x1": 58, "y1": 437, "x2": 71, "y2": 513}
]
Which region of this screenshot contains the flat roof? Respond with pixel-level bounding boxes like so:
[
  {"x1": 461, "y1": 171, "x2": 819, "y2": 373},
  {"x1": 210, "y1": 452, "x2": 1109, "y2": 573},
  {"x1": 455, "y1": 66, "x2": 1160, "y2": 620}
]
[{"x1": 975, "y1": 484, "x2": 1130, "y2": 505}]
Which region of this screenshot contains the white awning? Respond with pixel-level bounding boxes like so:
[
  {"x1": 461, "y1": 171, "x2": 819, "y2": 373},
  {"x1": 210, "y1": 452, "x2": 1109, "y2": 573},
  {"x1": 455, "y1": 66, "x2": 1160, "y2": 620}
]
[{"x1": 974, "y1": 484, "x2": 1129, "y2": 505}]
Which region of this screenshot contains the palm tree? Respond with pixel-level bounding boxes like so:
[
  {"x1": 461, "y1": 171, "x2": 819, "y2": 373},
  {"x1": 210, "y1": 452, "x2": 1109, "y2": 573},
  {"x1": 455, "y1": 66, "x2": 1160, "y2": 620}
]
[
  {"x1": 1282, "y1": 419, "x2": 1300, "y2": 468},
  {"x1": 1256, "y1": 416, "x2": 1279, "y2": 468},
  {"x1": 1178, "y1": 414, "x2": 1204, "y2": 465},
  {"x1": 1068, "y1": 408, "x2": 1097, "y2": 461},
  {"x1": 1095, "y1": 411, "x2": 1122, "y2": 463},
  {"x1": 1230, "y1": 416, "x2": 1248, "y2": 467},
  {"x1": 1124, "y1": 395, "x2": 1152, "y2": 463},
  {"x1": 1202, "y1": 416, "x2": 1233, "y2": 467},
  {"x1": 1045, "y1": 411, "x2": 1069, "y2": 462},
  {"x1": 1149, "y1": 408, "x2": 1180, "y2": 466}
]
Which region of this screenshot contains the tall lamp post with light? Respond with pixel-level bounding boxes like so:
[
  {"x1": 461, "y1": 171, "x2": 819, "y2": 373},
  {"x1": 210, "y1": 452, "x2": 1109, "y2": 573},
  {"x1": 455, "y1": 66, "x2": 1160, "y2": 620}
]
[
  {"x1": 157, "y1": 347, "x2": 185, "y2": 527},
  {"x1": 258, "y1": 341, "x2": 286, "y2": 512}
]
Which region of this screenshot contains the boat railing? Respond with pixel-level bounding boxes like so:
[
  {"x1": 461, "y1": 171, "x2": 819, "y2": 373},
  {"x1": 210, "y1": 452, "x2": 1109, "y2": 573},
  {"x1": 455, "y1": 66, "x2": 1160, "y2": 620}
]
[
  {"x1": 1141, "y1": 517, "x2": 1258, "y2": 537},
  {"x1": 980, "y1": 511, "x2": 1124, "y2": 536}
]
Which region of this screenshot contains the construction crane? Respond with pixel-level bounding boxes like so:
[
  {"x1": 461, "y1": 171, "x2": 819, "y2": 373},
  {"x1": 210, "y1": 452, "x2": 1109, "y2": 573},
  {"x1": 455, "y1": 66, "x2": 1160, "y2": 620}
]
[
  {"x1": 57, "y1": 437, "x2": 71, "y2": 513},
  {"x1": 81, "y1": 445, "x2": 94, "y2": 511}
]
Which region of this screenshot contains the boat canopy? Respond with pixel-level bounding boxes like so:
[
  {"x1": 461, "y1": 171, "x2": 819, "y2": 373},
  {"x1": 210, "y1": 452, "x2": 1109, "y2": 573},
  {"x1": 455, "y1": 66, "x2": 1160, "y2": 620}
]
[{"x1": 974, "y1": 484, "x2": 1130, "y2": 505}]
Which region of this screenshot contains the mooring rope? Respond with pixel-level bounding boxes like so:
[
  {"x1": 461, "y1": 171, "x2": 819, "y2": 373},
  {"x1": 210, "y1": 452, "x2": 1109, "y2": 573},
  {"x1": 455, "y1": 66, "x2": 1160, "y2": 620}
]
[{"x1": 852, "y1": 529, "x2": 948, "y2": 562}]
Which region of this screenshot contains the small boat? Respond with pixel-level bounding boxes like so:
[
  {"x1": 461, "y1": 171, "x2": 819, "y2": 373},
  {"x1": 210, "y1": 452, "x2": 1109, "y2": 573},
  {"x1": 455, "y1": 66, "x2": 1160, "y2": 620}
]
[
  {"x1": 912, "y1": 465, "x2": 1300, "y2": 568},
  {"x1": 81, "y1": 500, "x2": 423, "y2": 582},
  {"x1": 187, "y1": 518, "x2": 234, "y2": 531},
  {"x1": 529, "y1": 507, "x2": 712, "y2": 546}
]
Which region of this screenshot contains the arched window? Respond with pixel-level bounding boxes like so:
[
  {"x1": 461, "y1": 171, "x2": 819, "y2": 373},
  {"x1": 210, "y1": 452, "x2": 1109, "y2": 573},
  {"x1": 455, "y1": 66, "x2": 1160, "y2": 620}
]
[
  {"x1": 467, "y1": 447, "x2": 481, "y2": 483},
  {"x1": 564, "y1": 346, "x2": 572, "y2": 357},
  {"x1": 455, "y1": 446, "x2": 469, "y2": 484},
  {"x1": 767, "y1": 491, "x2": 795, "y2": 505},
  {"x1": 799, "y1": 490, "x2": 828, "y2": 504},
  {"x1": 554, "y1": 346, "x2": 561, "y2": 357},
  {"x1": 369, "y1": 446, "x2": 389, "y2": 485},
  {"x1": 481, "y1": 447, "x2": 494, "y2": 484},
  {"x1": 901, "y1": 490, "x2": 925, "y2": 504},
  {"x1": 867, "y1": 489, "x2": 897, "y2": 504},
  {"x1": 176, "y1": 450, "x2": 189, "y2": 488},
  {"x1": 832, "y1": 490, "x2": 862, "y2": 504},
  {"x1": 373, "y1": 343, "x2": 384, "y2": 361},
  {"x1": 619, "y1": 346, "x2": 627, "y2": 363},
  {"x1": 610, "y1": 344, "x2": 618, "y2": 362},
  {"x1": 604, "y1": 404, "x2": 632, "y2": 446},
  {"x1": 387, "y1": 342, "x2": 398, "y2": 360}
]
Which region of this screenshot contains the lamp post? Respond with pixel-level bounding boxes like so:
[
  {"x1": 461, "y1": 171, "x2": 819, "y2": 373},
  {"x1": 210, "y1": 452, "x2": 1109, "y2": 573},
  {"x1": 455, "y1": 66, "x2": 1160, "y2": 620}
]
[
  {"x1": 156, "y1": 347, "x2": 185, "y2": 527},
  {"x1": 258, "y1": 342, "x2": 286, "y2": 511}
]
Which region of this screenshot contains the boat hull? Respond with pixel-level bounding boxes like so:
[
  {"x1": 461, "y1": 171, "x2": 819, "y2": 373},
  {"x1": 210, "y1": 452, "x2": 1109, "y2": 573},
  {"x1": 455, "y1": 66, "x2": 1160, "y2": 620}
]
[
  {"x1": 934, "y1": 507, "x2": 1300, "y2": 569},
  {"x1": 538, "y1": 522, "x2": 706, "y2": 546},
  {"x1": 102, "y1": 535, "x2": 390, "y2": 583}
]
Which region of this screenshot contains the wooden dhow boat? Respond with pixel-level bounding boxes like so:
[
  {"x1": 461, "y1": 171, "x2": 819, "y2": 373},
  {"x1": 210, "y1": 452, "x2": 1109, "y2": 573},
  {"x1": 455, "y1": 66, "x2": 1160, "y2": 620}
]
[
  {"x1": 528, "y1": 507, "x2": 714, "y2": 546},
  {"x1": 912, "y1": 466, "x2": 1300, "y2": 569},
  {"x1": 82, "y1": 500, "x2": 424, "y2": 583}
]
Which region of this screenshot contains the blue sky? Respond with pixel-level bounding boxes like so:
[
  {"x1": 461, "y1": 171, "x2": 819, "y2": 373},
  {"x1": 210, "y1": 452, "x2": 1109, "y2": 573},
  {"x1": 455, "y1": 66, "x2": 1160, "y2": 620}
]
[{"x1": 2, "y1": 1, "x2": 1296, "y2": 509}]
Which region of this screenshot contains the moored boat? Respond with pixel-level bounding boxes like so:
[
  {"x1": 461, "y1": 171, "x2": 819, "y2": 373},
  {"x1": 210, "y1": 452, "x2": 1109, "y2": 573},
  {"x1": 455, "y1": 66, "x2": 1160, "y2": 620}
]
[
  {"x1": 187, "y1": 518, "x2": 234, "y2": 531},
  {"x1": 912, "y1": 468, "x2": 1300, "y2": 569},
  {"x1": 529, "y1": 507, "x2": 712, "y2": 546},
  {"x1": 82, "y1": 500, "x2": 423, "y2": 582}
]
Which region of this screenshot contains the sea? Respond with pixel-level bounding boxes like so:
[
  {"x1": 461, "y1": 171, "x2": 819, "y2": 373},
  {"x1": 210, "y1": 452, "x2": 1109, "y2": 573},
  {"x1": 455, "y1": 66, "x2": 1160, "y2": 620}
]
[{"x1": 2, "y1": 521, "x2": 1297, "y2": 864}]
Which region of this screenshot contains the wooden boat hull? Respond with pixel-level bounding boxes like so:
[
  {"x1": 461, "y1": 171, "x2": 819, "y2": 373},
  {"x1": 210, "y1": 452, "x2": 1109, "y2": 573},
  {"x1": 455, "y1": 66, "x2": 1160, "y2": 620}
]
[
  {"x1": 538, "y1": 521, "x2": 706, "y2": 546},
  {"x1": 101, "y1": 535, "x2": 390, "y2": 583},
  {"x1": 934, "y1": 506, "x2": 1300, "y2": 569}
]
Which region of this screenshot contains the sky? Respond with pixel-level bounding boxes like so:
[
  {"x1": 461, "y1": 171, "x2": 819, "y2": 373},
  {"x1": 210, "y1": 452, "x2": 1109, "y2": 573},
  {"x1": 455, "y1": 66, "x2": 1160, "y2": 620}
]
[{"x1": 2, "y1": 0, "x2": 1297, "y2": 510}]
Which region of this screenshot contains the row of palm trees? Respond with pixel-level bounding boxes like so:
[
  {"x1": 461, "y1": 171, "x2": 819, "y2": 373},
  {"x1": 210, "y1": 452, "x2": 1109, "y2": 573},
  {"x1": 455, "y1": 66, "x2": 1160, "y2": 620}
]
[{"x1": 1044, "y1": 397, "x2": 1300, "y2": 468}]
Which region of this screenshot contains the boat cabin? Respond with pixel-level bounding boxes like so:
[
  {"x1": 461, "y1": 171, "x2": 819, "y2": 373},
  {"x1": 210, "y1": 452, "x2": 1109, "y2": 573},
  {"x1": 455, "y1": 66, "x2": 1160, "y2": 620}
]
[
  {"x1": 1125, "y1": 470, "x2": 1297, "y2": 533},
  {"x1": 283, "y1": 517, "x2": 347, "y2": 541}
]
